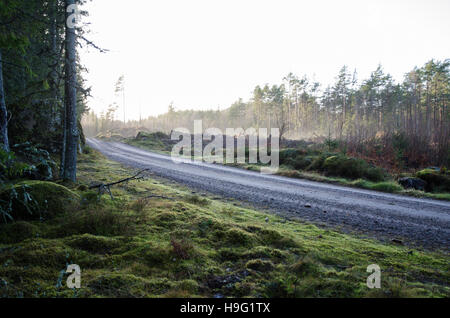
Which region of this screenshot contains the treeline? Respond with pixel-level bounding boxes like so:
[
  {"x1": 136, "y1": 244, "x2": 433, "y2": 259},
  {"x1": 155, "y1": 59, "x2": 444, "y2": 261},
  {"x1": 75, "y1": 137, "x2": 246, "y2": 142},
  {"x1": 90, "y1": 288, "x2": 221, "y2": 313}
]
[
  {"x1": 85, "y1": 60, "x2": 449, "y2": 168},
  {"x1": 0, "y1": 0, "x2": 95, "y2": 181}
]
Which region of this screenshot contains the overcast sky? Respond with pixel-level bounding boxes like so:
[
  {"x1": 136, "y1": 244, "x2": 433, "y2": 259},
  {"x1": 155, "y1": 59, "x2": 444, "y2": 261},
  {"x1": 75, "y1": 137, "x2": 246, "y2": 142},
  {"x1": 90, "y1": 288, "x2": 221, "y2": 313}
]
[{"x1": 80, "y1": 0, "x2": 450, "y2": 120}]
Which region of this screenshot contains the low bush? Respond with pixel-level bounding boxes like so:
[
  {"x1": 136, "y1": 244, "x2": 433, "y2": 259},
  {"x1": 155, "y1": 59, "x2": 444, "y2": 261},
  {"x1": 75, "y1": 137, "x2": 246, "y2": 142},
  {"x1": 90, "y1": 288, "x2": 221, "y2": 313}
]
[
  {"x1": 320, "y1": 155, "x2": 385, "y2": 182},
  {"x1": 279, "y1": 149, "x2": 306, "y2": 165},
  {"x1": 0, "y1": 181, "x2": 79, "y2": 222}
]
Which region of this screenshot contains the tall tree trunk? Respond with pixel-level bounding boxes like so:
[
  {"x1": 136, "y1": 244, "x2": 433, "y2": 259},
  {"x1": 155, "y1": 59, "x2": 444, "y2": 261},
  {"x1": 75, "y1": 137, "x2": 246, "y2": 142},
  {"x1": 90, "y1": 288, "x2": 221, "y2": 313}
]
[
  {"x1": 0, "y1": 50, "x2": 9, "y2": 152},
  {"x1": 50, "y1": 0, "x2": 59, "y2": 130},
  {"x1": 62, "y1": 0, "x2": 78, "y2": 181}
]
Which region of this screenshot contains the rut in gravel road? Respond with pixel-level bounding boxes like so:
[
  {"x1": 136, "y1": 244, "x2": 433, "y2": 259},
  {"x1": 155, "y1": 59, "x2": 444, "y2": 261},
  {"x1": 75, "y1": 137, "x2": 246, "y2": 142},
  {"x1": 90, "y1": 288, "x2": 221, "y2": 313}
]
[{"x1": 87, "y1": 138, "x2": 450, "y2": 250}]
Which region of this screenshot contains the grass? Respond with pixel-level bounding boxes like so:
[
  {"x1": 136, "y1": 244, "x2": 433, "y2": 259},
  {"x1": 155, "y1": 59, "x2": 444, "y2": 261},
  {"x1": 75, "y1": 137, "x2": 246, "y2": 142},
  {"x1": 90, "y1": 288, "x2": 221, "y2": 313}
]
[{"x1": 0, "y1": 148, "x2": 448, "y2": 298}]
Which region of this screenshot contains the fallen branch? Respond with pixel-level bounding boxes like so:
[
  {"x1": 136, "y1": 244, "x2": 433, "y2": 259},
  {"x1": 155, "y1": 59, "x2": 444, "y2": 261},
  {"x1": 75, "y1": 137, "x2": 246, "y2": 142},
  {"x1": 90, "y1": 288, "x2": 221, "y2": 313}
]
[{"x1": 89, "y1": 169, "x2": 150, "y2": 200}]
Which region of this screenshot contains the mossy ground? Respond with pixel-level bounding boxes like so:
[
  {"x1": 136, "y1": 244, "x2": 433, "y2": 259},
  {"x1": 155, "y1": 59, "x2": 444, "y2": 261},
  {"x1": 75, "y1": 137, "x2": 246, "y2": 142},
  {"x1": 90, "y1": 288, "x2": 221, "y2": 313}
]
[{"x1": 0, "y1": 149, "x2": 448, "y2": 298}]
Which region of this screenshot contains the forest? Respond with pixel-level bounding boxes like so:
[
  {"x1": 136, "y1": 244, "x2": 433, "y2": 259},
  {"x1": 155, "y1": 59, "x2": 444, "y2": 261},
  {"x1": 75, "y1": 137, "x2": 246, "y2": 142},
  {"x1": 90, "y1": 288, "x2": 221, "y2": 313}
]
[
  {"x1": 0, "y1": 0, "x2": 449, "y2": 300},
  {"x1": 1, "y1": 0, "x2": 91, "y2": 183}
]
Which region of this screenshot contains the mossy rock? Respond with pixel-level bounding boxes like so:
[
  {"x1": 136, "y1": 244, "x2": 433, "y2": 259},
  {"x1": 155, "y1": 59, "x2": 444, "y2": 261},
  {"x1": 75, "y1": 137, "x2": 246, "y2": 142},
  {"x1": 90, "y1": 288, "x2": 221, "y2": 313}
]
[
  {"x1": 0, "y1": 181, "x2": 80, "y2": 221},
  {"x1": 416, "y1": 169, "x2": 450, "y2": 192}
]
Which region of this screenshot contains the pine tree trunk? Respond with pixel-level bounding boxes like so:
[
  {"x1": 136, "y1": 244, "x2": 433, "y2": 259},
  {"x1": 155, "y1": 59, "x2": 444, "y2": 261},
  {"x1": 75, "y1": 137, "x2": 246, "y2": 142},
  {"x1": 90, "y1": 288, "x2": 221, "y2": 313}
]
[
  {"x1": 0, "y1": 50, "x2": 10, "y2": 152},
  {"x1": 63, "y1": 0, "x2": 78, "y2": 181}
]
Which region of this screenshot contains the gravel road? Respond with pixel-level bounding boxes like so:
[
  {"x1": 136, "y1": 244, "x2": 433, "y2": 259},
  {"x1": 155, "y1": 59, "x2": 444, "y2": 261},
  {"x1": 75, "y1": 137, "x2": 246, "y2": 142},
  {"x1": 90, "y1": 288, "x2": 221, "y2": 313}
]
[{"x1": 88, "y1": 138, "x2": 450, "y2": 249}]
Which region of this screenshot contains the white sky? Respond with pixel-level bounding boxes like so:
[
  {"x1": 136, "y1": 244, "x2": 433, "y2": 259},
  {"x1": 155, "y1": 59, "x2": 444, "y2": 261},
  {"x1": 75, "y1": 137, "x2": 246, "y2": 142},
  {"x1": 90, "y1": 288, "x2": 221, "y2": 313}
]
[{"x1": 80, "y1": 0, "x2": 450, "y2": 120}]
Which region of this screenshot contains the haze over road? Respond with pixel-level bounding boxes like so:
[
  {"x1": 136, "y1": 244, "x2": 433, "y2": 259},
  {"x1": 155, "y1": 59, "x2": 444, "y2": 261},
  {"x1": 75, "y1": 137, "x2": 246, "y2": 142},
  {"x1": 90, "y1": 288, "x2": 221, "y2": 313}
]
[{"x1": 88, "y1": 138, "x2": 450, "y2": 249}]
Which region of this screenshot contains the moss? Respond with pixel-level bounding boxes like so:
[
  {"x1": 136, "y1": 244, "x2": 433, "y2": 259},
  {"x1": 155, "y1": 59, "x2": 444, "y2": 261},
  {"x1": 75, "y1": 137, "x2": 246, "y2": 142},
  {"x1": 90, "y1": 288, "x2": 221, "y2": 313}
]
[
  {"x1": 151, "y1": 211, "x2": 179, "y2": 229},
  {"x1": 369, "y1": 182, "x2": 403, "y2": 193},
  {"x1": 217, "y1": 248, "x2": 243, "y2": 262},
  {"x1": 184, "y1": 195, "x2": 210, "y2": 206},
  {"x1": 51, "y1": 208, "x2": 135, "y2": 238},
  {"x1": 66, "y1": 234, "x2": 121, "y2": 254},
  {"x1": 0, "y1": 221, "x2": 40, "y2": 244},
  {"x1": 246, "y1": 259, "x2": 274, "y2": 272},
  {"x1": 244, "y1": 246, "x2": 287, "y2": 261},
  {"x1": 220, "y1": 228, "x2": 255, "y2": 247},
  {"x1": 176, "y1": 279, "x2": 199, "y2": 293},
  {"x1": 0, "y1": 181, "x2": 79, "y2": 221},
  {"x1": 254, "y1": 227, "x2": 298, "y2": 248},
  {"x1": 290, "y1": 256, "x2": 321, "y2": 277},
  {"x1": 88, "y1": 274, "x2": 173, "y2": 297},
  {"x1": 416, "y1": 169, "x2": 450, "y2": 192}
]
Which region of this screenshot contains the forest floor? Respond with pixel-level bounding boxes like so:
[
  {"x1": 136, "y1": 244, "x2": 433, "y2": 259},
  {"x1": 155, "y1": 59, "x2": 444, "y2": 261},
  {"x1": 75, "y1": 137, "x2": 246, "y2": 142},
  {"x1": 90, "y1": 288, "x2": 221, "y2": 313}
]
[
  {"x1": 120, "y1": 133, "x2": 450, "y2": 201},
  {"x1": 0, "y1": 148, "x2": 448, "y2": 297}
]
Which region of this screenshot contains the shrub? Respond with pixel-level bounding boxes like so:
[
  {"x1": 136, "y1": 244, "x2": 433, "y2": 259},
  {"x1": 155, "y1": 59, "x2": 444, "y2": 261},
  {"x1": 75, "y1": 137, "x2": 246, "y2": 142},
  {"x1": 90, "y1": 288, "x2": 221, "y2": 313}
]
[
  {"x1": 12, "y1": 142, "x2": 56, "y2": 180},
  {"x1": 364, "y1": 167, "x2": 385, "y2": 182},
  {"x1": 0, "y1": 148, "x2": 33, "y2": 181},
  {"x1": 321, "y1": 155, "x2": 385, "y2": 181},
  {"x1": 323, "y1": 156, "x2": 366, "y2": 179},
  {"x1": 284, "y1": 155, "x2": 313, "y2": 170},
  {"x1": 279, "y1": 149, "x2": 305, "y2": 165},
  {"x1": 416, "y1": 169, "x2": 450, "y2": 192},
  {"x1": 307, "y1": 153, "x2": 335, "y2": 171},
  {"x1": 0, "y1": 181, "x2": 79, "y2": 222}
]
